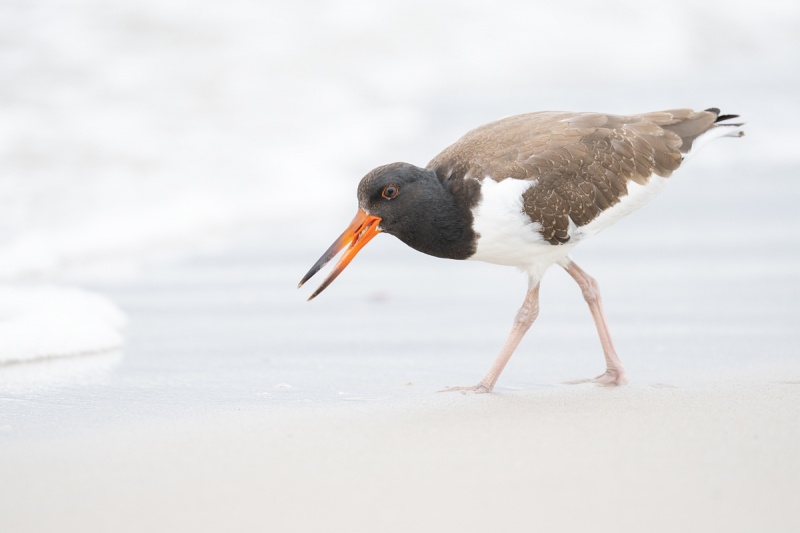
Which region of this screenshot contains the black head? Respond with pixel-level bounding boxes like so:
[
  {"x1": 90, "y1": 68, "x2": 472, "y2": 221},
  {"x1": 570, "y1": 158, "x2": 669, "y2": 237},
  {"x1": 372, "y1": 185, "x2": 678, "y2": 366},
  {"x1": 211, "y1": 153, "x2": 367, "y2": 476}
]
[
  {"x1": 356, "y1": 162, "x2": 443, "y2": 238},
  {"x1": 298, "y1": 162, "x2": 477, "y2": 300}
]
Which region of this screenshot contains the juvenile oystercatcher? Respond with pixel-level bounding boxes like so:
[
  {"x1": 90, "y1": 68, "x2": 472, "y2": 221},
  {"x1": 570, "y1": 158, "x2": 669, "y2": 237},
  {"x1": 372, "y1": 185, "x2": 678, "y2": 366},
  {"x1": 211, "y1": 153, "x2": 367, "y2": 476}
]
[{"x1": 299, "y1": 108, "x2": 744, "y2": 392}]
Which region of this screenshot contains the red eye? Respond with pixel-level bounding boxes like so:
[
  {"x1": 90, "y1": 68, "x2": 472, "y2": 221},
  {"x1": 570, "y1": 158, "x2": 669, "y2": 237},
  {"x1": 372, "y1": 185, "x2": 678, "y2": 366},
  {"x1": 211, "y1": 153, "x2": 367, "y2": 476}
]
[{"x1": 382, "y1": 185, "x2": 399, "y2": 199}]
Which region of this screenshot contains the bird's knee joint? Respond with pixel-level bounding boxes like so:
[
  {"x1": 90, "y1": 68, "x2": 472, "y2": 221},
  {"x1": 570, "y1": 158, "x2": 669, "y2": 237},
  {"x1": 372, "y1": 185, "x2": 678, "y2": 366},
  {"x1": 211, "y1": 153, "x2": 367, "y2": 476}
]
[
  {"x1": 580, "y1": 277, "x2": 600, "y2": 303},
  {"x1": 514, "y1": 303, "x2": 539, "y2": 326}
]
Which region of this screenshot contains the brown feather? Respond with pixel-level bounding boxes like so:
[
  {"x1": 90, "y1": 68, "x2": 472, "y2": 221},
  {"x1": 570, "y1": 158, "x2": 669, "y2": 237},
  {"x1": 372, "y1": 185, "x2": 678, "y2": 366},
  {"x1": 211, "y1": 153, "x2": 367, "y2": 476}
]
[{"x1": 427, "y1": 109, "x2": 719, "y2": 244}]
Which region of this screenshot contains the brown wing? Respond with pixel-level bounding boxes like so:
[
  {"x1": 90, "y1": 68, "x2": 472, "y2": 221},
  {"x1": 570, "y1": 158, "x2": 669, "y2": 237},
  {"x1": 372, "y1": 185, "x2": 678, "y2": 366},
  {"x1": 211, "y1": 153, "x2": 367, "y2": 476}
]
[{"x1": 427, "y1": 109, "x2": 719, "y2": 244}]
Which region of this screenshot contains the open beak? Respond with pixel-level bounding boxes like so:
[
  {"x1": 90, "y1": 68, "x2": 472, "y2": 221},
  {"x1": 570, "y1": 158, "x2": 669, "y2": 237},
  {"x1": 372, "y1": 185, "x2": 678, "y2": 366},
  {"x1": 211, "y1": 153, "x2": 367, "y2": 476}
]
[{"x1": 298, "y1": 209, "x2": 382, "y2": 300}]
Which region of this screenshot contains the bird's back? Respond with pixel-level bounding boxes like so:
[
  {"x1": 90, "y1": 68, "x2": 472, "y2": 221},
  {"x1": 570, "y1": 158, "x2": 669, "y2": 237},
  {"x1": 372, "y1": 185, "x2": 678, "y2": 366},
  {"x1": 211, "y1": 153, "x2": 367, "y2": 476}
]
[{"x1": 427, "y1": 109, "x2": 743, "y2": 245}]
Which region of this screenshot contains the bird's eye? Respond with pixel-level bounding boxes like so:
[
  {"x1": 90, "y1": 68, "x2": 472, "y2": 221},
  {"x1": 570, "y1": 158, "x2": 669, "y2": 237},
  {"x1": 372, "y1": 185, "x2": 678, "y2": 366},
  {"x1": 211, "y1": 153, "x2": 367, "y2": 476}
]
[{"x1": 381, "y1": 185, "x2": 399, "y2": 199}]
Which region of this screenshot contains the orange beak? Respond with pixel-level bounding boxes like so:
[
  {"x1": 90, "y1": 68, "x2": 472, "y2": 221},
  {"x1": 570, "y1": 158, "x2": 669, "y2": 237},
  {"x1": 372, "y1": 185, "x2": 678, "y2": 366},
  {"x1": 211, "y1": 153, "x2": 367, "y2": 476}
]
[{"x1": 298, "y1": 209, "x2": 382, "y2": 300}]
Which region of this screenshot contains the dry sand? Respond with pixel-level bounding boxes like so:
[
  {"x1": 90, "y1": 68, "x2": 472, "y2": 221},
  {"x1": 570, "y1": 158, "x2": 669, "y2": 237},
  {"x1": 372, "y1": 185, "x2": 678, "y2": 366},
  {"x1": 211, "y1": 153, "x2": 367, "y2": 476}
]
[{"x1": 2, "y1": 382, "x2": 798, "y2": 533}]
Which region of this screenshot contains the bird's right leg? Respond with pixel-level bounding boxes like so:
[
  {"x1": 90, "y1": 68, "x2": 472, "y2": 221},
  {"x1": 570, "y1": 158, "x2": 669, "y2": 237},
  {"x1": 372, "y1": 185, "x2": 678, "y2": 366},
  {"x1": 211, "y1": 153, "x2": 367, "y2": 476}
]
[
  {"x1": 440, "y1": 280, "x2": 540, "y2": 394},
  {"x1": 559, "y1": 258, "x2": 627, "y2": 386}
]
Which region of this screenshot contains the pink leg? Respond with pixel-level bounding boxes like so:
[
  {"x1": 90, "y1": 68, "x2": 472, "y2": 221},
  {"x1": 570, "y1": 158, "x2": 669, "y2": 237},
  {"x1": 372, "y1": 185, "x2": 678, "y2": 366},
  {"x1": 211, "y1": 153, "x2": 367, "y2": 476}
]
[
  {"x1": 441, "y1": 281, "x2": 540, "y2": 394},
  {"x1": 560, "y1": 258, "x2": 627, "y2": 386}
]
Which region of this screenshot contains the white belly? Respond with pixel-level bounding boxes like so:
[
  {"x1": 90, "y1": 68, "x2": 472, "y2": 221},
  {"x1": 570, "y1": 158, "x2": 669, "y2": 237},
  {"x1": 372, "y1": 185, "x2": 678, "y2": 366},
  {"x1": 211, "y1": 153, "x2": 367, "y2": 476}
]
[
  {"x1": 468, "y1": 173, "x2": 669, "y2": 280},
  {"x1": 569, "y1": 173, "x2": 669, "y2": 241}
]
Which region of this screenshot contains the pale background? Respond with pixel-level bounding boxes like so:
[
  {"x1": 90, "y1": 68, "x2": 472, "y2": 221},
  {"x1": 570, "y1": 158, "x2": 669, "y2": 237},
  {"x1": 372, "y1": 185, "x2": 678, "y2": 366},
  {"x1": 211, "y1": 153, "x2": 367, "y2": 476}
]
[{"x1": 1, "y1": 1, "x2": 799, "y2": 532}]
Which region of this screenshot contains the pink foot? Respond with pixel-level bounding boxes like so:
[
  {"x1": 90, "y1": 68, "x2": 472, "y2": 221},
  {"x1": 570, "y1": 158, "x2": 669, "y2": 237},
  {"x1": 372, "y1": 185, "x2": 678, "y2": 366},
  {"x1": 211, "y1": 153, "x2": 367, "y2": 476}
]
[
  {"x1": 439, "y1": 382, "x2": 493, "y2": 394},
  {"x1": 593, "y1": 368, "x2": 627, "y2": 386},
  {"x1": 565, "y1": 368, "x2": 627, "y2": 386}
]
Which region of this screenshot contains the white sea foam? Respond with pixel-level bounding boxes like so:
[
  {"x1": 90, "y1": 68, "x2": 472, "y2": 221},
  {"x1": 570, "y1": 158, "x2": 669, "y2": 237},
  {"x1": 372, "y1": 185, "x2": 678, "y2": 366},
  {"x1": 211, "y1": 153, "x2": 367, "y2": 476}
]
[{"x1": 0, "y1": 286, "x2": 127, "y2": 364}]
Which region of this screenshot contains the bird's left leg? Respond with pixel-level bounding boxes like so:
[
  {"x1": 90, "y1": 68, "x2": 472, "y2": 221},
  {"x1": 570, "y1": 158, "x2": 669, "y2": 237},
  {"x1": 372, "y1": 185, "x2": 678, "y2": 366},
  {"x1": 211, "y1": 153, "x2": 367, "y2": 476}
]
[
  {"x1": 559, "y1": 258, "x2": 627, "y2": 386},
  {"x1": 440, "y1": 279, "x2": 540, "y2": 394}
]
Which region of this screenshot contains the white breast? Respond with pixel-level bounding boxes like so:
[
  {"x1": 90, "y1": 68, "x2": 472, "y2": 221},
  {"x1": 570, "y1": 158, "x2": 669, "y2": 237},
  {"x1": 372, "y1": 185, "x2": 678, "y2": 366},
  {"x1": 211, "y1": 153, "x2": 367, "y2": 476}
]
[{"x1": 469, "y1": 177, "x2": 575, "y2": 281}]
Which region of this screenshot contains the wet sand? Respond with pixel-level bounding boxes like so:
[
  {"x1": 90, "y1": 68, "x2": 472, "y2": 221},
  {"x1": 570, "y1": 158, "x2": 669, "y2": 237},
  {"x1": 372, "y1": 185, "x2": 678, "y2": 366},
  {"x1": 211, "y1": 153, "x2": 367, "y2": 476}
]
[{"x1": 2, "y1": 382, "x2": 799, "y2": 533}]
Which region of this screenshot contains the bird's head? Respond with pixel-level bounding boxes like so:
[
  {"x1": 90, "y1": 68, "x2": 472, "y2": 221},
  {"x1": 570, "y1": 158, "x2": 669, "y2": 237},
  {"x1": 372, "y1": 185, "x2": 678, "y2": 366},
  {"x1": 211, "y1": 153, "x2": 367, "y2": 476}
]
[{"x1": 298, "y1": 162, "x2": 437, "y2": 300}]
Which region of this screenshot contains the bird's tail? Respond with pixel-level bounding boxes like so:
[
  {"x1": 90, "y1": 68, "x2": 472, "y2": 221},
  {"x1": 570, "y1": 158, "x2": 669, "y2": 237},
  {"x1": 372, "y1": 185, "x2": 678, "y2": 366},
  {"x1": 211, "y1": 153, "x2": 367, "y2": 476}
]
[
  {"x1": 707, "y1": 107, "x2": 745, "y2": 135},
  {"x1": 678, "y1": 108, "x2": 744, "y2": 162}
]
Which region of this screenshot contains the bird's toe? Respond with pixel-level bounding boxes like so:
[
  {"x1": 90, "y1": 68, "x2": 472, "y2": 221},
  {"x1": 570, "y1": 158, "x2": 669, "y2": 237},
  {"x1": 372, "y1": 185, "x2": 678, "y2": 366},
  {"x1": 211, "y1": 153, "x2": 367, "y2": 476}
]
[
  {"x1": 592, "y1": 368, "x2": 627, "y2": 386},
  {"x1": 438, "y1": 383, "x2": 493, "y2": 394},
  {"x1": 564, "y1": 368, "x2": 627, "y2": 386}
]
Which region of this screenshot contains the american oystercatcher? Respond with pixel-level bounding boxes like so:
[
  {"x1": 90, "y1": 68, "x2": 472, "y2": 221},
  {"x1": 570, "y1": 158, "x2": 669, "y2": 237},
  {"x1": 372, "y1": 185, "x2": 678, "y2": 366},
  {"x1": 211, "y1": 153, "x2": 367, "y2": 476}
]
[{"x1": 299, "y1": 108, "x2": 744, "y2": 392}]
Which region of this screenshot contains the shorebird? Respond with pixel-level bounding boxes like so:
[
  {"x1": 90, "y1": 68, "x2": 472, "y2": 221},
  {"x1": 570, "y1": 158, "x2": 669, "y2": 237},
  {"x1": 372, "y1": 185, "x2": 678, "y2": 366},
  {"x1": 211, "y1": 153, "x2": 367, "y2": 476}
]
[{"x1": 299, "y1": 108, "x2": 744, "y2": 392}]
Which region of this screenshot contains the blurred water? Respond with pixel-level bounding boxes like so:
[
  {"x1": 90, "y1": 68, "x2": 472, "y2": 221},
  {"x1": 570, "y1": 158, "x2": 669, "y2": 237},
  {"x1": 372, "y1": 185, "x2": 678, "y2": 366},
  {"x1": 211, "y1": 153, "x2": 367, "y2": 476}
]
[{"x1": 1, "y1": 0, "x2": 799, "y2": 279}]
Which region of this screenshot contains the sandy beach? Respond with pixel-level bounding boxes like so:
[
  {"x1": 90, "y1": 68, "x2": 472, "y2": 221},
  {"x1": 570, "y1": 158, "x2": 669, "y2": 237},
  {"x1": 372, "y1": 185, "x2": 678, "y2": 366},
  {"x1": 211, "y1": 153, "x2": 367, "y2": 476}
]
[{"x1": 2, "y1": 383, "x2": 799, "y2": 532}]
